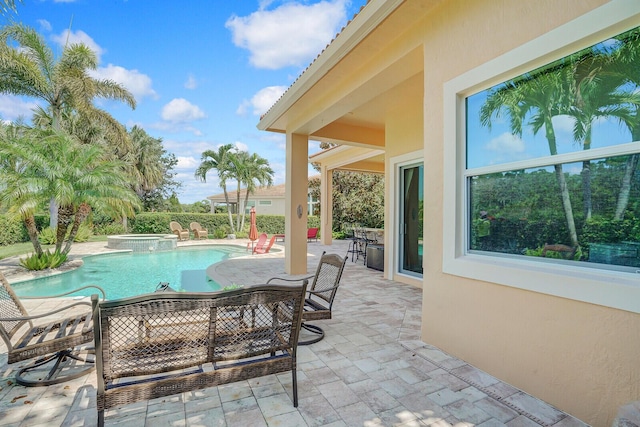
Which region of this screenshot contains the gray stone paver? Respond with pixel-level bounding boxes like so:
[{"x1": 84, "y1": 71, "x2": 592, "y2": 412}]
[{"x1": 0, "y1": 239, "x2": 589, "y2": 426}]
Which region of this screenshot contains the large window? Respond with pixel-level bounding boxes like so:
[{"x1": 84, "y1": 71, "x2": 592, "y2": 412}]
[
  {"x1": 444, "y1": 2, "x2": 640, "y2": 312},
  {"x1": 466, "y1": 25, "x2": 640, "y2": 272}
]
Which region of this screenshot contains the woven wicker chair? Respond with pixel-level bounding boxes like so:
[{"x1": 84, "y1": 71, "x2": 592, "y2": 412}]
[
  {"x1": 190, "y1": 222, "x2": 208, "y2": 239},
  {"x1": 170, "y1": 221, "x2": 190, "y2": 241},
  {"x1": 0, "y1": 271, "x2": 105, "y2": 386},
  {"x1": 267, "y1": 251, "x2": 347, "y2": 345}
]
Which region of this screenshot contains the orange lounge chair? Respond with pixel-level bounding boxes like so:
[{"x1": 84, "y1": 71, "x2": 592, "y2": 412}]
[
  {"x1": 247, "y1": 233, "x2": 267, "y2": 253},
  {"x1": 255, "y1": 235, "x2": 277, "y2": 254}
]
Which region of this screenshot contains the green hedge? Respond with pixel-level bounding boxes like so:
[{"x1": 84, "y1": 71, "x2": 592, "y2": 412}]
[
  {"x1": 130, "y1": 213, "x2": 321, "y2": 236},
  {"x1": 0, "y1": 214, "x2": 49, "y2": 246}
]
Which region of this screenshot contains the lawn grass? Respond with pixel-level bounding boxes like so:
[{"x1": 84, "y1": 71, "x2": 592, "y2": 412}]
[{"x1": 0, "y1": 235, "x2": 108, "y2": 260}]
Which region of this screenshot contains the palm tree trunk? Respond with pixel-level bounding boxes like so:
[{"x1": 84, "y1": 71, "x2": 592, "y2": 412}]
[
  {"x1": 63, "y1": 203, "x2": 91, "y2": 255},
  {"x1": 23, "y1": 215, "x2": 43, "y2": 257},
  {"x1": 614, "y1": 153, "x2": 639, "y2": 220},
  {"x1": 581, "y1": 128, "x2": 593, "y2": 220},
  {"x1": 235, "y1": 184, "x2": 242, "y2": 232},
  {"x1": 222, "y1": 186, "x2": 234, "y2": 232},
  {"x1": 56, "y1": 204, "x2": 73, "y2": 253},
  {"x1": 554, "y1": 164, "x2": 579, "y2": 248}
]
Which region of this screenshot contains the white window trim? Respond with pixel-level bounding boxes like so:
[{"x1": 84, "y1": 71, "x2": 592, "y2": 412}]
[{"x1": 443, "y1": 0, "x2": 640, "y2": 314}]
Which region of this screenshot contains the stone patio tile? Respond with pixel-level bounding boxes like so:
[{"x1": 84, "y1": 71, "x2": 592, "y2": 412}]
[
  {"x1": 451, "y1": 364, "x2": 501, "y2": 389},
  {"x1": 334, "y1": 401, "x2": 377, "y2": 425},
  {"x1": 477, "y1": 418, "x2": 509, "y2": 427},
  {"x1": 184, "y1": 407, "x2": 226, "y2": 427},
  {"x1": 256, "y1": 393, "x2": 298, "y2": 419},
  {"x1": 551, "y1": 415, "x2": 589, "y2": 427},
  {"x1": 223, "y1": 406, "x2": 267, "y2": 427},
  {"x1": 303, "y1": 366, "x2": 340, "y2": 386},
  {"x1": 331, "y1": 364, "x2": 370, "y2": 384},
  {"x1": 444, "y1": 399, "x2": 492, "y2": 425},
  {"x1": 218, "y1": 382, "x2": 253, "y2": 403},
  {"x1": 356, "y1": 388, "x2": 402, "y2": 413},
  {"x1": 428, "y1": 368, "x2": 473, "y2": 392},
  {"x1": 379, "y1": 377, "x2": 420, "y2": 399},
  {"x1": 503, "y1": 392, "x2": 566, "y2": 426},
  {"x1": 372, "y1": 406, "x2": 420, "y2": 426},
  {"x1": 264, "y1": 409, "x2": 308, "y2": 427},
  {"x1": 506, "y1": 415, "x2": 545, "y2": 427},
  {"x1": 316, "y1": 380, "x2": 360, "y2": 409},
  {"x1": 146, "y1": 399, "x2": 185, "y2": 419},
  {"x1": 457, "y1": 386, "x2": 487, "y2": 403},
  {"x1": 427, "y1": 388, "x2": 463, "y2": 407},
  {"x1": 221, "y1": 395, "x2": 259, "y2": 414},
  {"x1": 353, "y1": 357, "x2": 383, "y2": 373},
  {"x1": 473, "y1": 396, "x2": 519, "y2": 423},
  {"x1": 393, "y1": 366, "x2": 432, "y2": 385},
  {"x1": 297, "y1": 394, "x2": 342, "y2": 426}
]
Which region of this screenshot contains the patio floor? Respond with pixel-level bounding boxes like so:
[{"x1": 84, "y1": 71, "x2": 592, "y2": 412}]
[{"x1": 0, "y1": 239, "x2": 588, "y2": 426}]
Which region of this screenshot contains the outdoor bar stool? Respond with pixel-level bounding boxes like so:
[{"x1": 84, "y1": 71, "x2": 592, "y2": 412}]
[{"x1": 345, "y1": 224, "x2": 360, "y2": 262}]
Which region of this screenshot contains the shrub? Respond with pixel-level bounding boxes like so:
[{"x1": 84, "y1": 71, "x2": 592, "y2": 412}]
[
  {"x1": 20, "y1": 250, "x2": 67, "y2": 270},
  {"x1": 0, "y1": 215, "x2": 26, "y2": 246}
]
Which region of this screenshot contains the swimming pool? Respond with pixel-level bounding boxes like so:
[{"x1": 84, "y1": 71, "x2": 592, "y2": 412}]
[{"x1": 12, "y1": 245, "x2": 247, "y2": 300}]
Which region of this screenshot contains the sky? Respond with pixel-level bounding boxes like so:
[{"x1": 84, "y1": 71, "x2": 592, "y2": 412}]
[{"x1": 0, "y1": 0, "x2": 368, "y2": 203}]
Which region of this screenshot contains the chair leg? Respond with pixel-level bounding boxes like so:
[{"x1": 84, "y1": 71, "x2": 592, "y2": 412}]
[
  {"x1": 15, "y1": 348, "x2": 95, "y2": 387},
  {"x1": 298, "y1": 323, "x2": 325, "y2": 345}
]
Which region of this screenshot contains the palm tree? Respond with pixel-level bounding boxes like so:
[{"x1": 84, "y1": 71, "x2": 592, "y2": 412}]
[
  {"x1": 567, "y1": 45, "x2": 640, "y2": 220},
  {"x1": 0, "y1": 127, "x2": 140, "y2": 256},
  {"x1": 125, "y1": 126, "x2": 165, "y2": 198},
  {"x1": 195, "y1": 144, "x2": 235, "y2": 231},
  {"x1": 480, "y1": 68, "x2": 580, "y2": 248},
  {"x1": 0, "y1": 24, "x2": 136, "y2": 226},
  {"x1": 235, "y1": 151, "x2": 274, "y2": 231},
  {"x1": 0, "y1": 124, "x2": 47, "y2": 256}
]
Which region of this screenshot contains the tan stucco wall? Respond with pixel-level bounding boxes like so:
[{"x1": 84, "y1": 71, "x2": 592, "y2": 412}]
[
  {"x1": 415, "y1": 0, "x2": 639, "y2": 425},
  {"x1": 385, "y1": 86, "x2": 424, "y2": 288}
]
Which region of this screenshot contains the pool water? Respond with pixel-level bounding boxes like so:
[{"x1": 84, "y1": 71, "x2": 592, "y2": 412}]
[{"x1": 13, "y1": 245, "x2": 247, "y2": 300}]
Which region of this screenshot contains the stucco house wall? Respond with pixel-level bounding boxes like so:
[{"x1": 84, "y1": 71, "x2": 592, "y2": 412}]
[{"x1": 419, "y1": 1, "x2": 638, "y2": 425}]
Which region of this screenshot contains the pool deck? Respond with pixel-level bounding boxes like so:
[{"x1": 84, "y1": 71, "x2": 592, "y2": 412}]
[{"x1": 0, "y1": 239, "x2": 588, "y2": 426}]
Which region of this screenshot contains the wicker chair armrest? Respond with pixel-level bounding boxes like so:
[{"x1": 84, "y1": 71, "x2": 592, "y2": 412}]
[
  {"x1": 266, "y1": 275, "x2": 313, "y2": 285},
  {"x1": 307, "y1": 285, "x2": 340, "y2": 296},
  {"x1": 0, "y1": 300, "x2": 92, "y2": 322},
  {"x1": 20, "y1": 284, "x2": 106, "y2": 301}
]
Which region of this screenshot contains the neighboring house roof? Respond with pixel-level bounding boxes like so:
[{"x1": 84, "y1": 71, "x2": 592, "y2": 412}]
[{"x1": 207, "y1": 176, "x2": 319, "y2": 203}]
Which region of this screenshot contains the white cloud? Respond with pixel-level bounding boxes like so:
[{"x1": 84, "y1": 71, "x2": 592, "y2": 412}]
[
  {"x1": 176, "y1": 156, "x2": 199, "y2": 170},
  {"x1": 51, "y1": 29, "x2": 105, "y2": 61},
  {"x1": 0, "y1": 95, "x2": 38, "y2": 121},
  {"x1": 90, "y1": 64, "x2": 157, "y2": 101},
  {"x1": 161, "y1": 98, "x2": 206, "y2": 123},
  {"x1": 226, "y1": 0, "x2": 348, "y2": 69},
  {"x1": 485, "y1": 132, "x2": 525, "y2": 153},
  {"x1": 552, "y1": 115, "x2": 576, "y2": 134},
  {"x1": 241, "y1": 85, "x2": 287, "y2": 116},
  {"x1": 234, "y1": 141, "x2": 249, "y2": 152},
  {"x1": 37, "y1": 19, "x2": 52, "y2": 32},
  {"x1": 184, "y1": 74, "x2": 198, "y2": 90}
]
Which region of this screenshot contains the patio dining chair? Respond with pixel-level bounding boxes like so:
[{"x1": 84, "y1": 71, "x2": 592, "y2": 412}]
[
  {"x1": 0, "y1": 271, "x2": 105, "y2": 386},
  {"x1": 267, "y1": 251, "x2": 347, "y2": 345}
]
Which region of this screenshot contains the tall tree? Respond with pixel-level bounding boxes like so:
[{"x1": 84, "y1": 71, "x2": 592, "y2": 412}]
[
  {"x1": 235, "y1": 151, "x2": 274, "y2": 231},
  {"x1": 0, "y1": 127, "x2": 140, "y2": 256},
  {"x1": 480, "y1": 69, "x2": 580, "y2": 248},
  {"x1": 195, "y1": 144, "x2": 235, "y2": 230},
  {"x1": 0, "y1": 24, "x2": 136, "y2": 226}
]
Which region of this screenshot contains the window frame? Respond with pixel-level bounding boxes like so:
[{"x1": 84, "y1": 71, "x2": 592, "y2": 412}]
[{"x1": 443, "y1": 0, "x2": 640, "y2": 313}]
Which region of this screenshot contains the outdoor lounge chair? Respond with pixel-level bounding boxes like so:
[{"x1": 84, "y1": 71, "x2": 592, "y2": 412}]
[
  {"x1": 190, "y1": 222, "x2": 208, "y2": 239},
  {"x1": 307, "y1": 227, "x2": 319, "y2": 242},
  {"x1": 170, "y1": 221, "x2": 190, "y2": 241},
  {"x1": 267, "y1": 251, "x2": 347, "y2": 345},
  {"x1": 255, "y1": 235, "x2": 276, "y2": 254},
  {"x1": 248, "y1": 232, "x2": 268, "y2": 253},
  {"x1": 0, "y1": 271, "x2": 105, "y2": 386}
]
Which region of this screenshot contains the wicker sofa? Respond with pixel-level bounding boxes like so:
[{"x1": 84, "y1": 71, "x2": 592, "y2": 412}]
[{"x1": 92, "y1": 283, "x2": 307, "y2": 426}]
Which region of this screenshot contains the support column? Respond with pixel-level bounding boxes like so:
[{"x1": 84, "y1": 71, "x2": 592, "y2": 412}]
[
  {"x1": 320, "y1": 165, "x2": 333, "y2": 244},
  {"x1": 285, "y1": 133, "x2": 309, "y2": 274}
]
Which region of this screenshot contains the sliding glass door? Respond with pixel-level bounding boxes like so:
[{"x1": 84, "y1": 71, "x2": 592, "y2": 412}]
[{"x1": 399, "y1": 163, "x2": 423, "y2": 276}]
